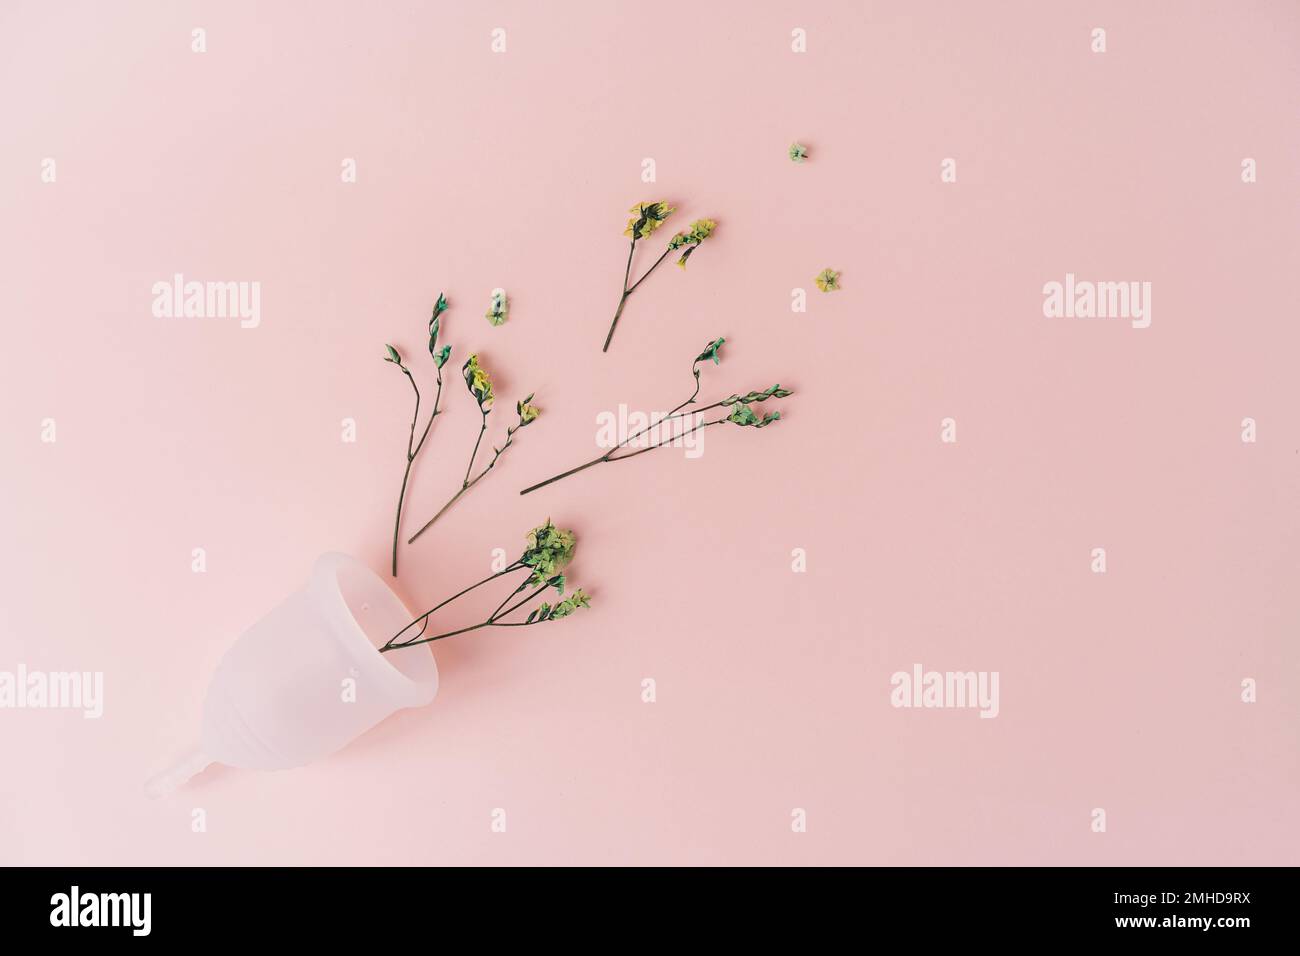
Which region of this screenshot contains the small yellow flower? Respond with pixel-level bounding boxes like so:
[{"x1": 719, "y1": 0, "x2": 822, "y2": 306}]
[
  {"x1": 624, "y1": 201, "x2": 675, "y2": 239},
  {"x1": 462, "y1": 353, "x2": 495, "y2": 408},
  {"x1": 517, "y1": 395, "x2": 540, "y2": 425},
  {"x1": 690, "y1": 218, "x2": 716, "y2": 240},
  {"x1": 668, "y1": 220, "x2": 717, "y2": 267},
  {"x1": 815, "y1": 268, "x2": 841, "y2": 292}
]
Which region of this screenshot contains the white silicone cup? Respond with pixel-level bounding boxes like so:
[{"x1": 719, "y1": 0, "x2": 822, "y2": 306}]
[{"x1": 145, "y1": 553, "x2": 438, "y2": 797}]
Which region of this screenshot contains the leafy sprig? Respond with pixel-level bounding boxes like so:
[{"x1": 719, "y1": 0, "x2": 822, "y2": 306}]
[{"x1": 383, "y1": 292, "x2": 451, "y2": 577}]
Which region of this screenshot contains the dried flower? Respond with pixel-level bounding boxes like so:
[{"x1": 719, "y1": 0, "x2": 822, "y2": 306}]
[
  {"x1": 463, "y1": 353, "x2": 495, "y2": 408},
  {"x1": 521, "y1": 518, "x2": 576, "y2": 582},
  {"x1": 624, "y1": 201, "x2": 675, "y2": 240},
  {"x1": 815, "y1": 268, "x2": 841, "y2": 292},
  {"x1": 485, "y1": 289, "x2": 508, "y2": 327},
  {"x1": 668, "y1": 219, "x2": 717, "y2": 268},
  {"x1": 696, "y1": 336, "x2": 725, "y2": 365},
  {"x1": 517, "y1": 395, "x2": 541, "y2": 425},
  {"x1": 604, "y1": 202, "x2": 717, "y2": 352},
  {"x1": 789, "y1": 142, "x2": 809, "y2": 163}
]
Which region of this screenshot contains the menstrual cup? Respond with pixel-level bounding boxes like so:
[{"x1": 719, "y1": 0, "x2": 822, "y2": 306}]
[{"x1": 146, "y1": 552, "x2": 438, "y2": 796}]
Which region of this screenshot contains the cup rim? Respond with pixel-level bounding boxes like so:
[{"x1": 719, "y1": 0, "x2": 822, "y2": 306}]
[{"x1": 309, "y1": 552, "x2": 438, "y2": 706}]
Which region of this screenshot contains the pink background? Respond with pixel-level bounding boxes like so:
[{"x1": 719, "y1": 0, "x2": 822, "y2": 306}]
[{"x1": 2, "y1": 0, "x2": 1298, "y2": 865}]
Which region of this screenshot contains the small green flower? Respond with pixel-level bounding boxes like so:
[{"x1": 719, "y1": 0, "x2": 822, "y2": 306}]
[
  {"x1": 727, "y1": 404, "x2": 759, "y2": 426},
  {"x1": 727, "y1": 405, "x2": 781, "y2": 428},
  {"x1": 669, "y1": 219, "x2": 716, "y2": 248},
  {"x1": 625, "y1": 201, "x2": 675, "y2": 240},
  {"x1": 462, "y1": 353, "x2": 495, "y2": 408},
  {"x1": 789, "y1": 142, "x2": 808, "y2": 163},
  {"x1": 433, "y1": 344, "x2": 451, "y2": 369},
  {"x1": 668, "y1": 219, "x2": 717, "y2": 267},
  {"x1": 520, "y1": 519, "x2": 577, "y2": 583},
  {"x1": 548, "y1": 588, "x2": 591, "y2": 619},
  {"x1": 815, "y1": 268, "x2": 841, "y2": 292},
  {"x1": 516, "y1": 393, "x2": 540, "y2": 425},
  {"x1": 485, "y1": 289, "x2": 508, "y2": 327},
  {"x1": 694, "y1": 337, "x2": 725, "y2": 366}
]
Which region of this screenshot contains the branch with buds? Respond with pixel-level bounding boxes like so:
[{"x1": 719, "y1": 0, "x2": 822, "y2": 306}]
[
  {"x1": 383, "y1": 293, "x2": 452, "y2": 577},
  {"x1": 520, "y1": 337, "x2": 792, "y2": 495},
  {"x1": 602, "y1": 201, "x2": 717, "y2": 352},
  {"x1": 407, "y1": 354, "x2": 540, "y2": 544}
]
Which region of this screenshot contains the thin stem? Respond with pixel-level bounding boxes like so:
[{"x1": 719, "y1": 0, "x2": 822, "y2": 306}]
[
  {"x1": 621, "y1": 397, "x2": 723, "y2": 448},
  {"x1": 392, "y1": 463, "x2": 413, "y2": 577},
  {"x1": 520, "y1": 412, "x2": 730, "y2": 496},
  {"x1": 380, "y1": 617, "x2": 549, "y2": 651},
  {"x1": 404, "y1": 371, "x2": 421, "y2": 457},
  {"x1": 520, "y1": 454, "x2": 609, "y2": 495},
  {"x1": 463, "y1": 409, "x2": 488, "y2": 488},
  {"x1": 407, "y1": 488, "x2": 465, "y2": 544},
  {"x1": 519, "y1": 390, "x2": 725, "y2": 496},
  {"x1": 383, "y1": 561, "x2": 523, "y2": 650},
  {"x1": 607, "y1": 418, "x2": 726, "y2": 462},
  {"x1": 407, "y1": 425, "x2": 518, "y2": 544},
  {"x1": 412, "y1": 368, "x2": 444, "y2": 459},
  {"x1": 391, "y1": 368, "x2": 420, "y2": 577},
  {"x1": 489, "y1": 579, "x2": 530, "y2": 620},
  {"x1": 602, "y1": 238, "x2": 638, "y2": 352},
  {"x1": 390, "y1": 366, "x2": 446, "y2": 577},
  {"x1": 381, "y1": 573, "x2": 551, "y2": 654},
  {"x1": 626, "y1": 247, "x2": 673, "y2": 295},
  {"x1": 602, "y1": 295, "x2": 629, "y2": 353},
  {"x1": 495, "y1": 580, "x2": 552, "y2": 620},
  {"x1": 381, "y1": 620, "x2": 492, "y2": 651}
]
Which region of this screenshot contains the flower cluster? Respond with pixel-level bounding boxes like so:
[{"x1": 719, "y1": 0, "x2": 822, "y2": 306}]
[
  {"x1": 463, "y1": 353, "x2": 495, "y2": 408},
  {"x1": 624, "y1": 201, "x2": 675, "y2": 240},
  {"x1": 815, "y1": 268, "x2": 841, "y2": 292},
  {"x1": 533, "y1": 589, "x2": 591, "y2": 622},
  {"x1": 521, "y1": 518, "x2": 577, "y2": 583},
  {"x1": 667, "y1": 219, "x2": 717, "y2": 268}
]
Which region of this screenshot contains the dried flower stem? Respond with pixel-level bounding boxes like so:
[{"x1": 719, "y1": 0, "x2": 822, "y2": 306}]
[
  {"x1": 381, "y1": 561, "x2": 526, "y2": 652},
  {"x1": 382, "y1": 519, "x2": 590, "y2": 653},
  {"x1": 519, "y1": 412, "x2": 726, "y2": 495},
  {"x1": 389, "y1": 361, "x2": 444, "y2": 576},
  {"x1": 602, "y1": 241, "x2": 677, "y2": 352},
  {"x1": 408, "y1": 409, "x2": 528, "y2": 544},
  {"x1": 521, "y1": 337, "x2": 789, "y2": 496}
]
